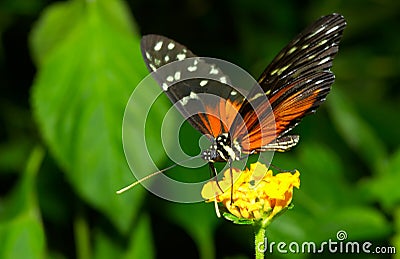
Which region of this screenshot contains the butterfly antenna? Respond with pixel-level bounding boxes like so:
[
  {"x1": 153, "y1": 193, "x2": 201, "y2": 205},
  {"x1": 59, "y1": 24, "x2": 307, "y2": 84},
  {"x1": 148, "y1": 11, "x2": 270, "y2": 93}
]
[{"x1": 116, "y1": 155, "x2": 201, "y2": 194}]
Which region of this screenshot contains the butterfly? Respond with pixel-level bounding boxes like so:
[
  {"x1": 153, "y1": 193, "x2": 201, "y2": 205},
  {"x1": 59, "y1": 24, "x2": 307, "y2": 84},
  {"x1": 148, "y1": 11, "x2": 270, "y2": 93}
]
[{"x1": 117, "y1": 13, "x2": 346, "y2": 195}]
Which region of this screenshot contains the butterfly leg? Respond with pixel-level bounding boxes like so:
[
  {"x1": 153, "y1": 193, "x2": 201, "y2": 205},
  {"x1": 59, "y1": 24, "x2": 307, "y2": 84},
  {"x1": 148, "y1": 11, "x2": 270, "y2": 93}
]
[
  {"x1": 228, "y1": 159, "x2": 234, "y2": 205},
  {"x1": 209, "y1": 162, "x2": 223, "y2": 193},
  {"x1": 208, "y1": 162, "x2": 222, "y2": 218}
]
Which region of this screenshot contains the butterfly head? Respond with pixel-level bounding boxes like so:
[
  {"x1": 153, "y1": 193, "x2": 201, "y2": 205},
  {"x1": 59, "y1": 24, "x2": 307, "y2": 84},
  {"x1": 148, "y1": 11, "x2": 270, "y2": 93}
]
[{"x1": 202, "y1": 133, "x2": 241, "y2": 162}]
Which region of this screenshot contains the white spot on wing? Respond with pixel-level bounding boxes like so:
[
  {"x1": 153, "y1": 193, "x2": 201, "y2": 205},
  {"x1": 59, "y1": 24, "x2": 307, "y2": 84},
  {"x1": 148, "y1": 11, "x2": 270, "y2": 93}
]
[
  {"x1": 177, "y1": 53, "x2": 186, "y2": 60},
  {"x1": 231, "y1": 90, "x2": 237, "y2": 96},
  {"x1": 167, "y1": 42, "x2": 175, "y2": 50},
  {"x1": 301, "y1": 44, "x2": 309, "y2": 50},
  {"x1": 149, "y1": 64, "x2": 157, "y2": 71},
  {"x1": 145, "y1": 52, "x2": 151, "y2": 60},
  {"x1": 164, "y1": 55, "x2": 170, "y2": 62},
  {"x1": 187, "y1": 65, "x2": 197, "y2": 72},
  {"x1": 174, "y1": 71, "x2": 181, "y2": 80},
  {"x1": 318, "y1": 39, "x2": 328, "y2": 46},
  {"x1": 220, "y1": 76, "x2": 227, "y2": 84},
  {"x1": 326, "y1": 25, "x2": 339, "y2": 35},
  {"x1": 306, "y1": 26, "x2": 325, "y2": 39},
  {"x1": 210, "y1": 65, "x2": 219, "y2": 75},
  {"x1": 307, "y1": 54, "x2": 316, "y2": 60},
  {"x1": 277, "y1": 64, "x2": 290, "y2": 75},
  {"x1": 287, "y1": 46, "x2": 297, "y2": 54},
  {"x1": 166, "y1": 76, "x2": 174, "y2": 82},
  {"x1": 248, "y1": 92, "x2": 265, "y2": 101},
  {"x1": 180, "y1": 91, "x2": 200, "y2": 106},
  {"x1": 190, "y1": 92, "x2": 199, "y2": 99},
  {"x1": 200, "y1": 80, "x2": 208, "y2": 87},
  {"x1": 318, "y1": 56, "x2": 330, "y2": 65},
  {"x1": 154, "y1": 41, "x2": 163, "y2": 51},
  {"x1": 162, "y1": 83, "x2": 168, "y2": 91},
  {"x1": 270, "y1": 69, "x2": 278, "y2": 75}
]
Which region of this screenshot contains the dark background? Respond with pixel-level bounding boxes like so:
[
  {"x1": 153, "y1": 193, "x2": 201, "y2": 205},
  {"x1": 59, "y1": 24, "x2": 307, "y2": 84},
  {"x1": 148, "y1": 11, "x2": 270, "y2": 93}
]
[{"x1": 1, "y1": 0, "x2": 399, "y2": 258}]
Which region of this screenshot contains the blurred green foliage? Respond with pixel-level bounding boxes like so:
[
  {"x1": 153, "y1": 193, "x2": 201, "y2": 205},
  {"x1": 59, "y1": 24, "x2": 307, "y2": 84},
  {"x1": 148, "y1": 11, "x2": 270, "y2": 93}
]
[{"x1": 1, "y1": 0, "x2": 399, "y2": 258}]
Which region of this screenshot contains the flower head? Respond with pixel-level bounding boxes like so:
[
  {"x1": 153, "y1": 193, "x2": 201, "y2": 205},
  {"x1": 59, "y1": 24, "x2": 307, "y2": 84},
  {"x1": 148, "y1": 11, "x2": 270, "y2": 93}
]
[{"x1": 201, "y1": 162, "x2": 300, "y2": 222}]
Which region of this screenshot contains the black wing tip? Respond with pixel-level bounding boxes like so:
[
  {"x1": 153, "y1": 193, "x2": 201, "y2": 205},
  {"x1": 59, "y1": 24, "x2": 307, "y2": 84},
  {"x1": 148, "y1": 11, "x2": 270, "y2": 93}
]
[
  {"x1": 141, "y1": 34, "x2": 172, "y2": 43},
  {"x1": 140, "y1": 34, "x2": 164, "y2": 50},
  {"x1": 313, "y1": 13, "x2": 347, "y2": 35},
  {"x1": 321, "y1": 13, "x2": 346, "y2": 23}
]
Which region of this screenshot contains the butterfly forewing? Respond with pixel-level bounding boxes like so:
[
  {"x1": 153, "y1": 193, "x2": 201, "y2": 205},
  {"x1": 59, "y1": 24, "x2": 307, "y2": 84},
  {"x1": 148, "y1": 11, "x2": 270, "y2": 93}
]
[
  {"x1": 258, "y1": 14, "x2": 345, "y2": 93},
  {"x1": 231, "y1": 14, "x2": 346, "y2": 153},
  {"x1": 141, "y1": 35, "x2": 245, "y2": 138},
  {"x1": 141, "y1": 34, "x2": 196, "y2": 72}
]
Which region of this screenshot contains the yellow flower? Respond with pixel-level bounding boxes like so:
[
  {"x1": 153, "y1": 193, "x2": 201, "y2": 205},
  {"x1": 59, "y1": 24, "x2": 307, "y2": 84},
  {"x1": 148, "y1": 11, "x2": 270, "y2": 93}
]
[{"x1": 201, "y1": 162, "x2": 300, "y2": 222}]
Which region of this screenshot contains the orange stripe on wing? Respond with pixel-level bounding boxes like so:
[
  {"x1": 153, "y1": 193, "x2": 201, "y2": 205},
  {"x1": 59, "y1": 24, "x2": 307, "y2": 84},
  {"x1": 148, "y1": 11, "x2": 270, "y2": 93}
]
[
  {"x1": 233, "y1": 100, "x2": 277, "y2": 153},
  {"x1": 238, "y1": 79, "x2": 326, "y2": 153},
  {"x1": 272, "y1": 84, "x2": 322, "y2": 137},
  {"x1": 198, "y1": 99, "x2": 241, "y2": 138}
]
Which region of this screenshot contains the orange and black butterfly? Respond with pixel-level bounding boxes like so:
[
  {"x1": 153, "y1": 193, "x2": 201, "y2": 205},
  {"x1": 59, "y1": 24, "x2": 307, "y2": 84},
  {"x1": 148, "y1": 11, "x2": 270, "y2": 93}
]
[{"x1": 138, "y1": 14, "x2": 346, "y2": 185}]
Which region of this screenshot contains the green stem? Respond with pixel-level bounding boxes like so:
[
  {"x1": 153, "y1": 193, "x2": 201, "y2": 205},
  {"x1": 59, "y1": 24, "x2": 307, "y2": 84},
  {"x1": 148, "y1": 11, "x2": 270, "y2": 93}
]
[
  {"x1": 74, "y1": 210, "x2": 91, "y2": 259},
  {"x1": 254, "y1": 218, "x2": 270, "y2": 259}
]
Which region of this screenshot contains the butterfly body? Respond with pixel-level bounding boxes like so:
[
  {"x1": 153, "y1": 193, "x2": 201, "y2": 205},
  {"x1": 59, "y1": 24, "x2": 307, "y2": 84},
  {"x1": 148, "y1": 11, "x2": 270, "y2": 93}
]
[
  {"x1": 140, "y1": 14, "x2": 346, "y2": 172},
  {"x1": 202, "y1": 133, "x2": 242, "y2": 162}
]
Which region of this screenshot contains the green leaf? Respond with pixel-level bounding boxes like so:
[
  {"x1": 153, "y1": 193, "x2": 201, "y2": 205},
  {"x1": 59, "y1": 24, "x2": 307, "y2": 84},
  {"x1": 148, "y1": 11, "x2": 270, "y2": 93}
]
[
  {"x1": 391, "y1": 207, "x2": 400, "y2": 259},
  {"x1": 92, "y1": 214, "x2": 154, "y2": 259},
  {"x1": 92, "y1": 229, "x2": 122, "y2": 259},
  {"x1": 327, "y1": 206, "x2": 391, "y2": 240},
  {"x1": 124, "y1": 214, "x2": 154, "y2": 259},
  {"x1": 0, "y1": 217, "x2": 46, "y2": 259},
  {"x1": 268, "y1": 205, "x2": 390, "y2": 245},
  {"x1": 327, "y1": 88, "x2": 387, "y2": 173},
  {"x1": 29, "y1": 0, "x2": 137, "y2": 66},
  {"x1": 30, "y1": 0, "x2": 172, "y2": 232},
  {"x1": 29, "y1": 0, "x2": 82, "y2": 65},
  {"x1": 269, "y1": 144, "x2": 391, "y2": 243},
  {"x1": 277, "y1": 143, "x2": 352, "y2": 210},
  {"x1": 223, "y1": 212, "x2": 254, "y2": 225},
  {"x1": 0, "y1": 146, "x2": 46, "y2": 259},
  {"x1": 165, "y1": 203, "x2": 218, "y2": 259},
  {"x1": 0, "y1": 138, "x2": 32, "y2": 174},
  {"x1": 360, "y1": 148, "x2": 400, "y2": 210},
  {"x1": 74, "y1": 212, "x2": 91, "y2": 259}
]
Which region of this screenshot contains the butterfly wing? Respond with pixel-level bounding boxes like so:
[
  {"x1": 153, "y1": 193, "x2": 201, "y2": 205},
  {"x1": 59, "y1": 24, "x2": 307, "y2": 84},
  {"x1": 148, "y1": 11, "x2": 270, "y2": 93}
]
[
  {"x1": 141, "y1": 35, "x2": 243, "y2": 138},
  {"x1": 231, "y1": 13, "x2": 346, "y2": 153}
]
